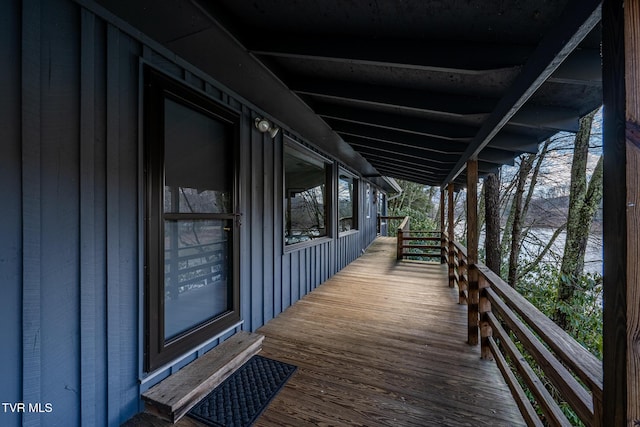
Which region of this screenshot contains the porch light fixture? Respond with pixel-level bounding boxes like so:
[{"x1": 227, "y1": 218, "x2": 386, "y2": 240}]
[{"x1": 254, "y1": 117, "x2": 280, "y2": 139}]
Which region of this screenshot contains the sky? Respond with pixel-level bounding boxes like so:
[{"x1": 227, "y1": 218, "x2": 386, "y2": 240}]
[{"x1": 499, "y1": 107, "x2": 603, "y2": 198}]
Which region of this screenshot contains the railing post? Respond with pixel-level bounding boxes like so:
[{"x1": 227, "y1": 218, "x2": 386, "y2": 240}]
[
  {"x1": 447, "y1": 183, "x2": 455, "y2": 288},
  {"x1": 467, "y1": 159, "x2": 479, "y2": 346},
  {"x1": 479, "y1": 273, "x2": 492, "y2": 360},
  {"x1": 603, "y1": 1, "x2": 640, "y2": 424},
  {"x1": 397, "y1": 216, "x2": 409, "y2": 260},
  {"x1": 440, "y1": 190, "x2": 446, "y2": 264}
]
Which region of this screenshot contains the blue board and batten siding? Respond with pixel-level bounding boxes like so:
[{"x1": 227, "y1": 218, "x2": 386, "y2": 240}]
[{"x1": 0, "y1": 0, "x2": 383, "y2": 425}]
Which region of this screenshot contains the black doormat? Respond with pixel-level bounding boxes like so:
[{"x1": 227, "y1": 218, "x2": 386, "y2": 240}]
[{"x1": 187, "y1": 355, "x2": 297, "y2": 427}]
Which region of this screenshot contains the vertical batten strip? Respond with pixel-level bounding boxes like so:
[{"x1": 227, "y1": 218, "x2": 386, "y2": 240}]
[
  {"x1": 79, "y1": 8, "x2": 97, "y2": 426},
  {"x1": 466, "y1": 159, "x2": 479, "y2": 346},
  {"x1": 273, "y1": 132, "x2": 282, "y2": 316},
  {"x1": 106, "y1": 23, "x2": 122, "y2": 425},
  {"x1": 21, "y1": 0, "x2": 42, "y2": 425},
  {"x1": 263, "y1": 126, "x2": 274, "y2": 324},
  {"x1": 239, "y1": 106, "x2": 251, "y2": 331}
]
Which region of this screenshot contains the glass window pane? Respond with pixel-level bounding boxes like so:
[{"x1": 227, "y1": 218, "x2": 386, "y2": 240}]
[
  {"x1": 164, "y1": 98, "x2": 231, "y2": 214},
  {"x1": 164, "y1": 219, "x2": 230, "y2": 340},
  {"x1": 284, "y1": 146, "x2": 328, "y2": 245},
  {"x1": 338, "y1": 173, "x2": 355, "y2": 232}
]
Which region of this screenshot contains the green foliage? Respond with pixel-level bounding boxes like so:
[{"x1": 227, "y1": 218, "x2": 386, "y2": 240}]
[
  {"x1": 517, "y1": 263, "x2": 603, "y2": 359},
  {"x1": 387, "y1": 180, "x2": 439, "y2": 235},
  {"x1": 502, "y1": 242, "x2": 601, "y2": 425}
]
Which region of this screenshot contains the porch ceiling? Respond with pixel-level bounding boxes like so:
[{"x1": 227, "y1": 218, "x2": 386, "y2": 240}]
[{"x1": 98, "y1": 0, "x2": 603, "y2": 188}]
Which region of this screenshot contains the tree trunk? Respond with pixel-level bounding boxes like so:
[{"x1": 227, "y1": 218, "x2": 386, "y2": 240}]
[
  {"x1": 555, "y1": 110, "x2": 601, "y2": 329},
  {"x1": 484, "y1": 173, "x2": 501, "y2": 274},
  {"x1": 507, "y1": 154, "x2": 535, "y2": 287}
]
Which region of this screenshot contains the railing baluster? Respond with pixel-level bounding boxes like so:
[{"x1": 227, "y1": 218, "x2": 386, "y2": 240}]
[
  {"x1": 467, "y1": 264, "x2": 479, "y2": 346},
  {"x1": 457, "y1": 248, "x2": 467, "y2": 304},
  {"x1": 479, "y1": 274, "x2": 492, "y2": 360}
]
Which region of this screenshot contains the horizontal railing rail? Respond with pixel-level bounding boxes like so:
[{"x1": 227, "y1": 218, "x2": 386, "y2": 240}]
[
  {"x1": 393, "y1": 216, "x2": 443, "y2": 261},
  {"x1": 447, "y1": 241, "x2": 603, "y2": 427}
]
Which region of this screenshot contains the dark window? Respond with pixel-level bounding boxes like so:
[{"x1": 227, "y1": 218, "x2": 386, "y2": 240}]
[
  {"x1": 284, "y1": 141, "x2": 331, "y2": 246},
  {"x1": 366, "y1": 183, "x2": 372, "y2": 219},
  {"x1": 377, "y1": 190, "x2": 385, "y2": 215},
  {"x1": 144, "y1": 68, "x2": 240, "y2": 372},
  {"x1": 338, "y1": 171, "x2": 358, "y2": 232}
]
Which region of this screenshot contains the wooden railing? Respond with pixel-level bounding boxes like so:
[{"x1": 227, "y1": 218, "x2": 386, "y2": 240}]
[
  {"x1": 449, "y1": 242, "x2": 603, "y2": 427},
  {"x1": 377, "y1": 215, "x2": 405, "y2": 236},
  {"x1": 451, "y1": 241, "x2": 469, "y2": 305},
  {"x1": 393, "y1": 216, "x2": 443, "y2": 261}
]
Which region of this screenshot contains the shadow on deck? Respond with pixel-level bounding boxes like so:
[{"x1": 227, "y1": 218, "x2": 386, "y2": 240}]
[{"x1": 128, "y1": 237, "x2": 525, "y2": 426}]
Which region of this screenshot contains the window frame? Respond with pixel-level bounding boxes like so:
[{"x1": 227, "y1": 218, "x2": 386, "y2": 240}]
[
  {"x1": 283, "y1": 138, "x2": 333, "y2": 252},
  {"x1": 337, "y1": 168, "x2": 359, "y2": 234},
  {"x1": 366, "y1": 183, "x2": 372, "y2": 219},
  {"x1": 143, "y1": 67, "x2": 241, "y2": 372}
]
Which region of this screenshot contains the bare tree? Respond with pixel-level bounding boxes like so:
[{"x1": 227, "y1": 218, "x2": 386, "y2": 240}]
[{"x1": 555, "y1": 110, "x2": 602, "y2": 329}]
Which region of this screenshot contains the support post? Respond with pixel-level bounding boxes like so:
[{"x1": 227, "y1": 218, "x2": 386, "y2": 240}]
[
  {"x1": 447, "y1": 183, "x2": 455, "y2": 288},
  {"x1": 440, "y1": 190, "x2": 446, "y2": 263},
  {"x1": 602, "y1": 0, "x2": 640, "y2": 425},
  {"x1": 466, "y1": 160, "x2": 479, "y2": 346},
  {"x1": 397, "y1": 226, "x2": 403, "y2": 261}
]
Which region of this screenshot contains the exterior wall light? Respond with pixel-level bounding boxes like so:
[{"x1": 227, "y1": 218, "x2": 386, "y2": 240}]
[{"x1": 254, "y1": 117, "x2": 280, "y2": 139}]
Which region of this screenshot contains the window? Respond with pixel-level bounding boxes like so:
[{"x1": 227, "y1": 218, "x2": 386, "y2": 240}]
[
  {"x1": 377, "y1": 190, "x2": 386, "y2": 215},
  {"x1": 284, "y1": 140, "x2": 331, "y2": 246},
  {"x1": 338, "y1": 171, "x2": 358, "y2": 232},
  {"x1": 366, "y1": 183, "x2": 372, "y2": 218},
  {"x1": 144, "y1": 68, "x2": 240, "y2": 372}
]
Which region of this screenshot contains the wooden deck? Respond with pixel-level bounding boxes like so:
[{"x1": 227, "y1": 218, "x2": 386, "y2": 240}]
[
  {"x1": 255, "y1": 237, "x2": 525, "y2": 426},
  {"x1": 128, "y1": 237, "x2": 525, "y2": 426}
]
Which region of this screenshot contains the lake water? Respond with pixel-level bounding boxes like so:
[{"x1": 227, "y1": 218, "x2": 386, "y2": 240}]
[
  {"x1": 475, "y1": 227, "x2": 603, "y2": 276},
  {"x1": 524, "y1": 228, "x2": 603, "y2": 275}
]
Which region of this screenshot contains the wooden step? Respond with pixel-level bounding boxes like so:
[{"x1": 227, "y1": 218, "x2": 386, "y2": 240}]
[{"x1": 142, "y1": 331, "x2": 264, "y2": 423}]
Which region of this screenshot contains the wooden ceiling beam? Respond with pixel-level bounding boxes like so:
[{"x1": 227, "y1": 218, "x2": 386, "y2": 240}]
[
  {"x1": 250, "y1": 37, "x2": 531, "y2": 73},
  {"x1": 292, "y1": 79, "x2": 496, "y2": 116},
  {"x1": 510, "y1": 105, "x2": 581, "y2": 132},
  {"x1": 548, "y1": 48, "x2": 602, "y2": 86},
  {"x1": 315, "y1": 102, "x2": 475, "y2": 141},
  {"x1": 335, "y1": 123, "x2": 516, "y2": 165},
  {"x1": 316, "y1": 102, "x2": 542, "y2": 154},
  {"x1": 357, "y1": 152, "x2": 450, "y2": 173},
  {"x1": 344, "y1": 137, "x2": 457, "y2": 165}
]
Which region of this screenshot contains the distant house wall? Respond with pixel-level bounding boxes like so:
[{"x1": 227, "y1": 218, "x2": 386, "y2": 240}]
[{"x1": 0, "y1": 0, "x2": 382, "y2": 425}]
